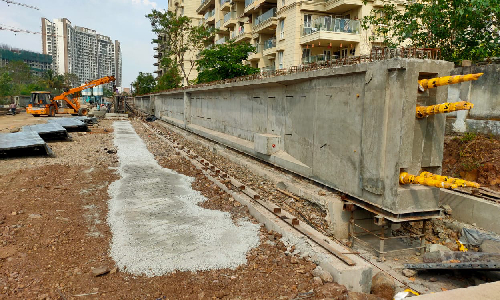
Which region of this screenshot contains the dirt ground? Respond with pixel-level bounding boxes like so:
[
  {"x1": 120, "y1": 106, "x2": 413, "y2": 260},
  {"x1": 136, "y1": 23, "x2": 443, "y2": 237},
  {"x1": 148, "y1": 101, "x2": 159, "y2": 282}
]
[
  {"x1": 0, "y1": 111, "x2": 48, "y2": 133},
  {"x1": 0, "y1": 115, "x2": 375, "y2": 300},
  {"x1": 442, "y1": 133, "x2": 500, "y2": 191}
]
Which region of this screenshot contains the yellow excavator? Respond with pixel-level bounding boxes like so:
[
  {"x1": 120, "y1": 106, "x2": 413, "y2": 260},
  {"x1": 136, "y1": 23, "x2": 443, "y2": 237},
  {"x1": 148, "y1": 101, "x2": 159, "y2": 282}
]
[{"x1": 26, "y1": 75, "x2": 116, "y2": 117}]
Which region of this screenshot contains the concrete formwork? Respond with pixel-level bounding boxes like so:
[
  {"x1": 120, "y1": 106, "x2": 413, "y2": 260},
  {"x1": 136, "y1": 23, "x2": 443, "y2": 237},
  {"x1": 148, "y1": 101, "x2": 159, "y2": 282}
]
[{"x1": 135, "y1": 59, "x2": 454, "y2": 219}]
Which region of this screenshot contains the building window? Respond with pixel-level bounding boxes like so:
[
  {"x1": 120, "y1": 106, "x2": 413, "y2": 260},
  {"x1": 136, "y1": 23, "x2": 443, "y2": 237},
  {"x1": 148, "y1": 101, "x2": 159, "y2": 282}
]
[
  {"x1": 281, "y1": 0, "x2": 285, "y2": 6},
  {"x1": 304, "y1": 14, "x2": 312, "y2": 28},
  {"x1": 279, "y1": 19, "x2": 285, "y2": 39},
  {"x1": 278, "y1": 51, "x2": 283, "y2": 69}
]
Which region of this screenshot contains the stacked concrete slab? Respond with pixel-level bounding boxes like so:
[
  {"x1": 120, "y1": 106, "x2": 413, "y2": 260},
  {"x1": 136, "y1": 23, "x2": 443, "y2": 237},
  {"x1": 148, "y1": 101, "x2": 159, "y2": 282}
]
[{"x1": 135, "y1": 59, "x2": 454, "y2": 219}]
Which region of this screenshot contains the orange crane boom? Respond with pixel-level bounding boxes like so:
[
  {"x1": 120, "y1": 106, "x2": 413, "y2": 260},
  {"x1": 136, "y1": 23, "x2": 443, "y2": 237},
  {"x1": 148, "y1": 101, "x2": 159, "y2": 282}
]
[{"x1": 53, "y1": 76, "x2": 116, "y2": 112}]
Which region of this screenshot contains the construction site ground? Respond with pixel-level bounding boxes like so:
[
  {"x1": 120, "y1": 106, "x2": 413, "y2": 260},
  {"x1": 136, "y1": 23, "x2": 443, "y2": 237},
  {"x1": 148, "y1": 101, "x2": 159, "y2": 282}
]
[
  {"x1": 1, "y1": 112, "x2": 500, "y2": 299},
  {"x1": 0, "y1": 112, "x2": 376, "y2": 300}
]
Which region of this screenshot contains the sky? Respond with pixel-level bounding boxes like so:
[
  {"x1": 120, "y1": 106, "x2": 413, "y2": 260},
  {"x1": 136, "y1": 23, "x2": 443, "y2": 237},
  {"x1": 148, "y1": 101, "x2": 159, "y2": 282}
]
[{"x1": 0, "y1": 0, "x2": 168, "y2": 87}]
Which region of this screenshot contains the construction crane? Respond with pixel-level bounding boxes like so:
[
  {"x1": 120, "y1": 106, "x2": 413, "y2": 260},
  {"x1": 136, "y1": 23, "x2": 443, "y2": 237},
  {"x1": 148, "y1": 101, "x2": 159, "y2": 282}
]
[{"x1": 26, "y1": 76, "x2": 116, "y2": 117}]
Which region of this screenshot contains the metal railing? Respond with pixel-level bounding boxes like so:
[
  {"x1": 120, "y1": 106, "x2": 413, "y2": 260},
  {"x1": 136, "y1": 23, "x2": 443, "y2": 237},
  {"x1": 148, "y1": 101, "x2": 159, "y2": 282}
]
[
  {"x1": 216, "y1": 37, "x2": 226, "y2": 44},
  {"x1": 221, "y1": 0, "x2": 230, "y2": 5},
  {"x1": 245, "y1": 0, "x2": 255, "y2": 7},
  {"x1": 224, "y1": 11, "x2": 236, "y2": 24},
  {"x1": 263, "y1": 37, "x2": 276, "y2": 50},
  {"x1": 254, "y1": 8, "x2": 276, "y2": 26},
  {"x1": 301, "y1": 17, "x2": 360, "y2": 36}
]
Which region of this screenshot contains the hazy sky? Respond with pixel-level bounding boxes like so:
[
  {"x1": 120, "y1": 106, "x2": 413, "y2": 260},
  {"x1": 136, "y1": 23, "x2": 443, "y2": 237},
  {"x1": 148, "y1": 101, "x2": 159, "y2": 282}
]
[{"x1": 0, "y1": 0, "x2": 167, "y2": 87}]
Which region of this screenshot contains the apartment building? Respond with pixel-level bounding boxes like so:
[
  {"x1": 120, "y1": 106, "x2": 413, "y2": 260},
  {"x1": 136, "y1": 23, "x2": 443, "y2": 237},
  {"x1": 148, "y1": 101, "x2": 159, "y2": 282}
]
[
  {"x1": 155, "y1": 0, "x2": 202, "y2": 85},
  {"x1": 196, "y1": 0, "x2": 403, "y2": 72},
  {"x1": 42, "y1": 18, "x2": 122, "y2": 87},
  {"x1": 0, "y1": 47, "x2": 52, "y2": 77}
]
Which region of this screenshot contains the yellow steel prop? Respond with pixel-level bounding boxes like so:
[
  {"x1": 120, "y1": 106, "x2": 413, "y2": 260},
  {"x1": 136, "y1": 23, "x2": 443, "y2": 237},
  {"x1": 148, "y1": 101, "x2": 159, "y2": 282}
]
[
  {"x1": 418, "y1": 73, "x2": 483, "y2": 91},
  {"x1": 416, "y1": 101, "x2": 474, "y2": 118},
  {"x1": 420, "y1": 171, "x2": 480, "y2": 188},
  {"x1": 399, "y1": 171, "x2": 480, "y2": 189}
]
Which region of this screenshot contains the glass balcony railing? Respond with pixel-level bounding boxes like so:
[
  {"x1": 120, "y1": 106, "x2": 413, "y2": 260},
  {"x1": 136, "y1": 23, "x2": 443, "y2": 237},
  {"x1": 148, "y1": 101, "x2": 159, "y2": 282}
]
[
  {"x1": 231, "y1": 26, "x2": 245, "y2": 39},
  {"x1": 245, "y1": 0, "x2": 255, "y2": 8},
  {"x1": 224, "y1": 11, "x2": 236, "y2": 24},
  {"x1": 216, "y1": 37, "x2": 226, "y2": 44},
  {"x1": 261, "y1": 65, "x2": 275, "y2": 73},
  {"x1": 204, "y1": 9, "x2": 215, "y2": 20},
  {"x1": 215, "y1": 20, "x2": 221, "y2": 29},
  {"x1": 254, "y1": 8, "x2": 276, "y2": 27},
  {"x1": 263, "y1": 37, "x2": 276, "y2": 50},
  {"x1": 301, "y1": 18, "x2": 360, "y2": 36},
  {"x1": 301, "y1": 54, "x2": 338, "y2": 64},
  {"x1": 221, "y1": 0, "x2": 230, "y2": 5}
]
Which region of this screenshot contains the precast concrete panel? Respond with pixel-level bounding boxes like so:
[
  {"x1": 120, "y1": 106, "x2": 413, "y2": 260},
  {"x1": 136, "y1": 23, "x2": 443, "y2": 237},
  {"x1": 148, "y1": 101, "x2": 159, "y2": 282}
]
[{"x1": 146, "y1": 59, "x2": 454, "y2": 218}]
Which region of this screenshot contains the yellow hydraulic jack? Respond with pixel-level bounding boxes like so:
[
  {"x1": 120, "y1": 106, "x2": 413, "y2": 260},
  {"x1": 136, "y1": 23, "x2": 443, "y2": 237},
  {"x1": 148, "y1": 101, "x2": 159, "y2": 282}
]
[
  {"x1": 416, "y1": 101, "x2": 474, "y2": 118},
  {"x1": 418, "y1": 73, "x2": 483, "y2": 92},
  {"x1": 399, "y1": 171, "x2": 480, "y2": 189}
]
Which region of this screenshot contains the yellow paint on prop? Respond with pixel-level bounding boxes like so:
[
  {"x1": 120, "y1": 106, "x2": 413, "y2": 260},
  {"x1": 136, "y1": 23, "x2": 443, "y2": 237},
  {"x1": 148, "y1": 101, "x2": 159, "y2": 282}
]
[
  {"x1": 416, "y1": 101, "x2": 474, "y2": 118},
  {"x1": 418, "y1": 73, "x2": 484, "y2": 91}
]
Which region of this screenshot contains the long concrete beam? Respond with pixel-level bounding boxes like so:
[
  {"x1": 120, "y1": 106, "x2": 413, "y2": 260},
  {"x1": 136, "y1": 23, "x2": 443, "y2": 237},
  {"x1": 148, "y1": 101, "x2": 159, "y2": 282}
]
[{"x1": 135, "y1": 59, "x2": 454, "y2": 219}]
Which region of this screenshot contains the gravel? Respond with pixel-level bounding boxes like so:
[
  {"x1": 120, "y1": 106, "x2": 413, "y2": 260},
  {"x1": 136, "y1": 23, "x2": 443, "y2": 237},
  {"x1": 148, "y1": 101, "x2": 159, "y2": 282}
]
[{"x1": 107, "y1": 121, "x2": 260, "y2": 276}]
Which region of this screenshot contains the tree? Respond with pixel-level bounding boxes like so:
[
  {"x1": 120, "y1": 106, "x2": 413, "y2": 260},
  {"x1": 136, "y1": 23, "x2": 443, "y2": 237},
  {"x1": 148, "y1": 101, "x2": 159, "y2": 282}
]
[
  {"x1": 42, "y1": 70, "x2": 65, "y2": 94},
  {"x1": 63, "y1": 73, "x2": 80, "y2": 88},
  {"x1": 0, "y1": 72, "x2": 12, "y2": 98},
  {"x1": 155, "y1": 57, "x2": 182, "y2": 91},
  {"x1": 362, "y1": 0, "x2": 500, "y2": 63},
  {"x1": 132, "y1": 72, "x2": 156, "y2": 95},
  {"x1": 147, "y1": 9, "x2": 214, "y2": 85},
  {"x1": 196, "y1": 41, "x2": 260, "y2": 83}
]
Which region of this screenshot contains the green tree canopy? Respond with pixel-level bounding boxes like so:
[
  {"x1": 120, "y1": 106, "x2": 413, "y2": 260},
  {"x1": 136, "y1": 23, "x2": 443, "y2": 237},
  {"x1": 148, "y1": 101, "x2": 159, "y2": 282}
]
[
  {"x1": 132, "y1": 72, "x2": 156, "y2": 95},
  {"x1": 147, "y1": 9, "x2": 214, "y2": 85},
  {"x1": 196, "y1": 41, "x2": 260, "y2": 83},
  {"x1": 362, "y1": 0, "x2": 500, "y2": 63}
]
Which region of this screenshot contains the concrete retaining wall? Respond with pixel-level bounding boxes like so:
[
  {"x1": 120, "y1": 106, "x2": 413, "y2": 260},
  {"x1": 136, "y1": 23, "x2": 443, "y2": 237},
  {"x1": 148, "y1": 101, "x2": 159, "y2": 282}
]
[
  {"x1": 135, "y1": 59, "x2": 454, "y2": 218},
  {"x1": 447, "y1": 64, "x2": 500, "y2": 135}
]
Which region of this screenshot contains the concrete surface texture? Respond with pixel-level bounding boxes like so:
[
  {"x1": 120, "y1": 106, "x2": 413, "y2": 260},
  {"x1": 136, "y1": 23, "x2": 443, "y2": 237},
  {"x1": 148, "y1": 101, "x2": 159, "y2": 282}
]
[
  {"x1": 135, "y1": 59, "x2": 455, "y2": 217},
  {"x1": 413, "y1": 281, "x2": 500, "y2": 299},
  {"x1": 107, "y1": 121, "x2": 260, "y2": 276},
  {"x1": 447, "y1": 63, "x2": 500, "y2": 135}
]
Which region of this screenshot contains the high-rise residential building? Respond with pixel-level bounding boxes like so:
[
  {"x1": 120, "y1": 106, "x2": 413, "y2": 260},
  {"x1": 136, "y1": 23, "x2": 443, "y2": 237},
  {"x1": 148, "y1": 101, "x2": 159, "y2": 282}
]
[
  {"x1": 187, "y1": 0, "x2": 403, "y2": 74},
  {"x1": 41, "y1": 18, "x2": 122, "y2": 87}
]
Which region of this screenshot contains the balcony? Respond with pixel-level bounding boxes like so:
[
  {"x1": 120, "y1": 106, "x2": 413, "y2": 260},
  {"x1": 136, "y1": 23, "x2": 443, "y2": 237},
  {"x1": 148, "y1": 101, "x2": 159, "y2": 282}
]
[
  {"x1": 300, "y1": 17, "x2": 360, "y2": 45},
  {"x1": 216, "y1": 37, "x2": 226, "y2": 44},
  {"x1": 231, "y1": 26, "x2": 251, "y2": 42},
  {"x1": 325, "y1": 0, "x2": 362, "y2": 13},
  {"x1": 153, "y1": 62, "x2": 159, "y2": 67},
  {"x1": 223, "y1": 11, "x2": 237, "y2": 28},
  {"x1": 197, "y1": 0, "x2": 215, "y2": 14},
  {"x1": 253, "y1": 8, "x2": 277, "y2": 33},
  {"x1": 247, "y1": 44, "x2": 262, "y2": 61},
  {"x1": 220, "y1": 0, "x2": 231, "y2": 11},
  {"x1": 261, "y1": 65, "x2": 275, "y2": 73},
  {"x1": 215, "y1": 20, "x2": 221, "y2": 29},
  {"x1": 244, "y1": 0, "x2": 265, "y2": 14},
  {"x1": 262, "y1": 37, "x2": 276, "y2": 56},
  {"x1": 204, "y1": 9, "x2": 216, "y2": 24},
  {"x1": 301, "y1": 53, "x2": 339, "y2": 65}
]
